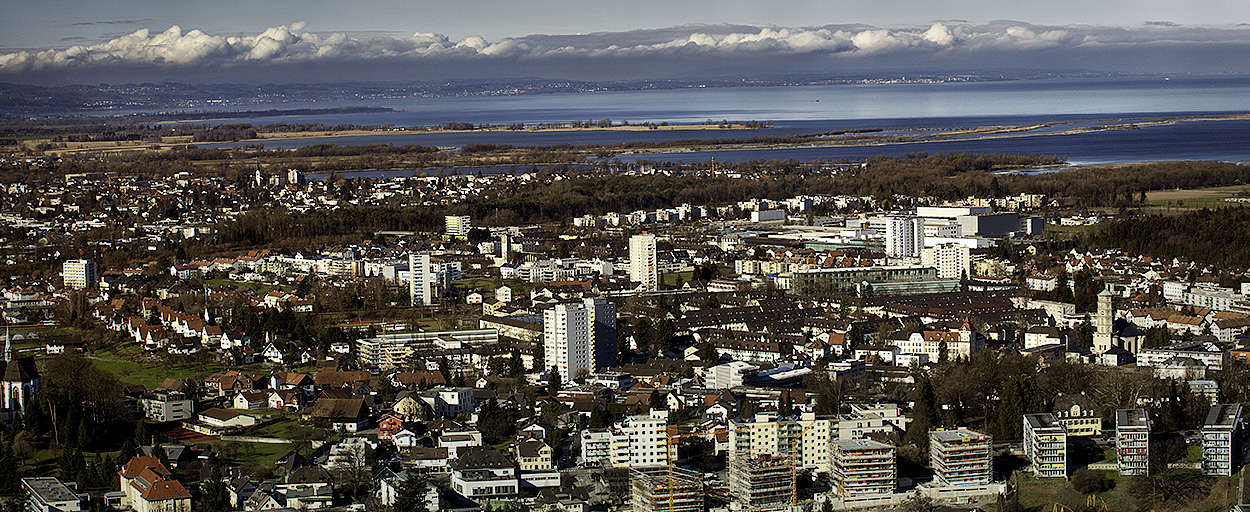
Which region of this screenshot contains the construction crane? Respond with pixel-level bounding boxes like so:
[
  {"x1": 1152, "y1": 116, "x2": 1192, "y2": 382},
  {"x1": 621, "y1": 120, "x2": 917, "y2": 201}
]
[{"x1": 664, "y1": 417, "x2": 820, "y2": 511}]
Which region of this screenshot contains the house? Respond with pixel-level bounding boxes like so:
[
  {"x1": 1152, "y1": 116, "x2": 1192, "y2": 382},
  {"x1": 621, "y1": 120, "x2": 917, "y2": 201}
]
[
  {"x1": 308, "y1": 398, "x2": 369, "y2": 432},
  {"x1": 227, "y1": 476, "x2": 256, "y2": 508},
  {"x1": 450, "y1": 447, "x2": 518, "y2": 500},
  {"x1": 232, "y1": 391, "x2": 269, "y2": 410},
  {"x1": 378, "y1": 415, "x2": 405, "y2": 439},
  {"x1": 268, "y1": 389, "x2": 303, "y2": 410},
  {"x1": 378, "y1": 470, "x2": 440, "y2": 510},
  {"x1": 514, "y1": 439, "x2": 553, "y2": 471},
  {"x1": 393, "y1": 429, "x2": 420, "y2": 449},
  {"x1": 392, "y1": 391, "x2": 433, "y2": 422},
  {"x1": 277, "y1": 466, "x2": 333, "y2": 509},
  {"x1": 270, "y1": 372, "x2": 316, "y2": 397},
  {"x1": 118, "y1": 456, "x2": 191, "y2": 512},
  {"x1": 197, "y1": 408, "x2": 258, "y2": 430}
]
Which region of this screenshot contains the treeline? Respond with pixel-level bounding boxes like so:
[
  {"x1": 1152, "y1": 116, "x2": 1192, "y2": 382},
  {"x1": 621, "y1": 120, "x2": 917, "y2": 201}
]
[{"x1": 1084, "y1": 206, "x2": 1250, "y2": 267}]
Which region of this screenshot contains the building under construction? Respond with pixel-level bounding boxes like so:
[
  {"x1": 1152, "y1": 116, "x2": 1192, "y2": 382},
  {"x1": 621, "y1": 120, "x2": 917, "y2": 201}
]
[
  {"x1": 631, "y1": 466, "x2": 704, "y2": 512},
  {"x1": 728, "y1": 453, "x2": 792, "y2": 511}
]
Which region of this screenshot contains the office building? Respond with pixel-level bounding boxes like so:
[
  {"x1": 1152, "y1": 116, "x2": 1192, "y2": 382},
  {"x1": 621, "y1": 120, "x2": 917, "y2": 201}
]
[
  {"x1": 885, "y1": 217, "x2": 924, "y2": 258},
  {"x1": 728, "y1": 453, "x2": 792, "y2": 511},
  {"x1": 584, "y1": 297, "x2": 618, "y2": 370},
  {"x1": 1202, "y1": 403, "x2": 1244, "y2": 476},
  {"x1": 445, "y1": 215, "x2": 471, "y2": 240},
  {"x1": 544, "y1": 303, "x2": 591, "y2": 382},
  {"x1": 630, "y1": 467, "x2": 703, "y2": 512},
  {"x1": 929, "y1": 429, "x2": 992, "y2": 487},
  {"x1": 629, "y1": 234, "x2": 658, "y2": 292},
  {"x1": 830, "y1": 439, "x2": 896, "y2": 501},
  {"x1": 921, "y1": 243, "x2": 971, "y2": 280},
  {"x1": 1023, "y1": 413, "x2": 1067, "y2": 478},
  {"x1": 62, "y1": 259, "x2": 96, "y2": 289},
  {"x1": 409, "y1": 253, "x2": 433, "y2": 306},
  {"x1": 1115, "y1": 409, "x2": 1151, "y2": 476}
]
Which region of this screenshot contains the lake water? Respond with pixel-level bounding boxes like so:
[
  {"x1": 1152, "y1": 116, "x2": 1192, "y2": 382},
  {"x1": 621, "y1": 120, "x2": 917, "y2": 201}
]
[{"x1": 200, "y1": 75, "x2": 1250, "y2": 164}]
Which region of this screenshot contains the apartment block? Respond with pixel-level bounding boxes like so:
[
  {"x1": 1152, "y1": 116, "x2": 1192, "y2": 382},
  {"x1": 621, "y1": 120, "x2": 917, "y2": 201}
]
[
  {"x1": 1202, "y1": 403, "x2": 1244, "y2": 476},
  {"x1": 609, "y1": 410, "x2": 668, "y2": 468},
  {"x1": 630, "y1": 466, "x2": 703, "y2": 512},
  {"x1": 62, "y1": 259, "x2": 97, "y2": 289},
  {"x1": 830, "y1": 439, "x2": 896, "y2": 501},
  {"x1": 1115, "y1": 409, "x2": 1151, "y2": 476},
  {"x1": 929, "y1": 429, "x2": 992, "y2": 487},
  {"x1": 1023, "y1": 413, "x2": 1067, "y2": 479},
  {"x1": 728, "y1": 452, "x2": 792, "y2": 511}
]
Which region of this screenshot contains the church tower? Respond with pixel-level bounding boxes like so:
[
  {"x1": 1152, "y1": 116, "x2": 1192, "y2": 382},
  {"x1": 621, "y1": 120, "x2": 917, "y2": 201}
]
[{"x1": 1093, "y1": 288, "x2": 1115, "y2": 354}]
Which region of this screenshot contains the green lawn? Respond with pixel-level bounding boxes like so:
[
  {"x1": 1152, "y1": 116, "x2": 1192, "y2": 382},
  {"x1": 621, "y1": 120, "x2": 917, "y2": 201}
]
[
  {"x1": 662, "y1": 271, "x2": 695, "y2": 287},
  {"x1": 88, "y1": 355, "x2": 228, "y2": 388},
  {"x1": 1046, "y1": 223, "x2": 1098, "y2": 234}
]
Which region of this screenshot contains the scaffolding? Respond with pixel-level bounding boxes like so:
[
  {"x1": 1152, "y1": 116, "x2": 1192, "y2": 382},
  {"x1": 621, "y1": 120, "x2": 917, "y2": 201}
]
[
  {"x1": 632, "y1": 466, "x2": 704, "y2": 512},
  {"x1": 728, "y1": 452, "x2": 793, "y2": 511}
]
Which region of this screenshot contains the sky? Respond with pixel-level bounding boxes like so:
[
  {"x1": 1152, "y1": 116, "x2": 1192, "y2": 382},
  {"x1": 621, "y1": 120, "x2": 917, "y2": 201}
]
[{"x1": 2, "y1": 0, "x2": 1249, "y2": 85}]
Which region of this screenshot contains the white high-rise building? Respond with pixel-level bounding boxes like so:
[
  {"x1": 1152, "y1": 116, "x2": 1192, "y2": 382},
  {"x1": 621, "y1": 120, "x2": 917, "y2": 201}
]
[
  {"x1": 921, "y1": 243, "x2": 971, "y2": 280},
  {"x1": 629, "y1": 234, "x2": 658, "y2": 292},
  {"x1": 61, "y1": 259, "x2": 97, "y2": 289},
  {"x1": 409, "y1": 253, "x2": 433, "y2": 306},
  {"x1": 445, "y1": 215, "x2": 471, "y2": 240},
  {"x1": 544, "y1": 303, "x2": 591, "y2": 382},
  {"x1": 885, "y1": 217, "x2": 924, "y2": 258}
]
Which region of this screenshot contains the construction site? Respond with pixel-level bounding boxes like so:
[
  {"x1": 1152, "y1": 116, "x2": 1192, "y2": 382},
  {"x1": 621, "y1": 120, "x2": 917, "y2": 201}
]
[
  {"x1": 630, "y1": 466, "x2": 705, "y2": 512},
  {"x1": 728, "y1": 453, "x2": 793, "y2": 511}
]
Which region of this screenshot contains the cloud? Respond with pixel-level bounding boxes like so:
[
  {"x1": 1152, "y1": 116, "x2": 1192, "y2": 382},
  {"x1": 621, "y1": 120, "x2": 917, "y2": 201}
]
[
  {"x1": 1145, "y1": 21, "x2": 1180, "y2": 27},
  {"x1": 3, "y1": 21, "x2": 1250, "y2": 82}
]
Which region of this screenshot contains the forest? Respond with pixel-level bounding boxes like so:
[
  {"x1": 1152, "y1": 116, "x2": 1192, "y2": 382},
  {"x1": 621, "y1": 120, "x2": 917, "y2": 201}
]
[{"x1": 1084, "y1": 206, "x2": 1250, "y2": 267}]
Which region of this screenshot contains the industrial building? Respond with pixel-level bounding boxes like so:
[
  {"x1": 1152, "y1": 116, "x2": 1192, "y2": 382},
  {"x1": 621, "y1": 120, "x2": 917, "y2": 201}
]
[
  {"x1": 1202, "y1": 403, "x2": 1244, "y2": 476},
  {"x1": 630, "y1": 466, "x2": 704, "y2": 512},
  {"x1": 830, "y1": 439, "x2": 896, "y2": 502},
  {"x1": 1115, "y1": 409, "x2": 1151, "y2": 476},
  {"x1": 1023, "y1": 413, "x2": 1067, "y2": 479},
  {"x1": 929, "y1": 429, "x2": 992, "y2": 487},
  {"x1": 728, "y1": 453, "x2": 792, "y2": 511}
]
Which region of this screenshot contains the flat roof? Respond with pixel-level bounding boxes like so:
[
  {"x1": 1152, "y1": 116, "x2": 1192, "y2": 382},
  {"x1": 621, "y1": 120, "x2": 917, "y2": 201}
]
[
  {"x1": 931, "y1": 429, "x2": 990, "y2": 443},
  {"x1": 832, "y1": 439, "x2": 892, "y2": 450},
  {"x1": 23, "y1": 477, "x2": 79, "y2": 503},
  {"x1": 1204, "y1": 403, "x2": 1243, "y2": 428},
  {"x1": 1116, "y1": 409, "x2": 1151, "y2": 429},
  {"x1": 1024, "y1": 413, "x2": 1062, "y2": 430}
]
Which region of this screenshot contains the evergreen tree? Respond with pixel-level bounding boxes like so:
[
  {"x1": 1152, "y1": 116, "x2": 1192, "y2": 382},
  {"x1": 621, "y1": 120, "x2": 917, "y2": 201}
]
[
  {"x1": 393, "y1": 474, "x2": 431, "y2": 512},
  {"x1": 548, "y1": 367, "x2": 562, "y2": 396},
  {"x1": 905, "y1": 375, "x2": 938, "y2": 453}
]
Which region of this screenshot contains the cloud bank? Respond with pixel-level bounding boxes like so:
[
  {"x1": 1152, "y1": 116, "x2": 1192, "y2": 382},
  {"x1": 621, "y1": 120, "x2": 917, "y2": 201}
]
[{"x1": 3, "y1": 21, "x2": 1249, "y2": 83}]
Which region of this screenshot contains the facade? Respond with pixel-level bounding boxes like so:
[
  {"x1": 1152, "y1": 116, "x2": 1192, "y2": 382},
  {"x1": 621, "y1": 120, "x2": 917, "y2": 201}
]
[
  {"x1": 62, "y1": 259, "x2": 97, "y2": 289},
  {"x1": 707, "y1": 361, "x2": 760, "y2": 389},
  {"x1": 629, "y1": 234, "x2": 658, "y2": 292},
  {"x1": 1115, "y1": 409, "x2": 1151, "y2": 476},
  {"x1": 544, "y1": 303, "x2": 591, "y2": 382},
  {"x1": 409, "y1": 253, "x2": 433, "y2": 306},
  {"x1": 1023, "y1": 413, "x2": 1067, "y2": 478},
  {"x1": 22, "y1": 477, "x2": 82, "y2": 512},
  {"x1": 728, "y1": 453, "x2": 792, "y2": 511},
  {"x1": 885, "y1": 216, "x2": 924, "y2": 258},
  {"x1": 446, "y1": 215, "x2": 471, "y2": 239},
  {"x1": 579, "y1": 429, "x2": 611, "y2": 466},
  {"x1": 929, "y1": 429, "x2": 992, "y2": 487},
  {"x1": 584, "y1": 297, "x2": 618, "y2": 370},
  {"x1": 608, "y1": 410, "x2": 668, "y2": 468},
  {"x1": 1202, "y1": 403, "x2": 1244, "y2": 476},
  {"x1": 920, "y1": 243, "x2": 971, "y2": 280},
  {"x1": 830, "y1": 439, "x2": 896, "y2": 501},
  {"x1": 630, "y1": 467, "x2": 703, "y2": 512},
  {"x1": 891, "y1": 322, "x2": 985, "y2": 361},
  {"x1": 139, "y1": 390, "x2": 193, "y2": 422},
  {"x1": 789, "y1": 266, "x2": 937, "y2": 295}
]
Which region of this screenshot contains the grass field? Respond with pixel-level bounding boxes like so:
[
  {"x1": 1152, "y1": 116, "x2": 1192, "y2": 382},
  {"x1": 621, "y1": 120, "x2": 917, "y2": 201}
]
[
  {"x1": 88, "y1": 354, "x2": 229, "y2": 388},
  {"x1": 1145, "y1": 185, "x2": 1250, "y2": 209}
]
